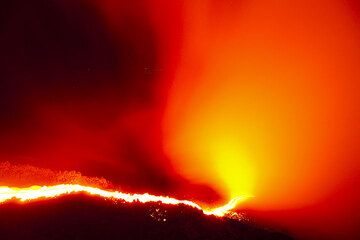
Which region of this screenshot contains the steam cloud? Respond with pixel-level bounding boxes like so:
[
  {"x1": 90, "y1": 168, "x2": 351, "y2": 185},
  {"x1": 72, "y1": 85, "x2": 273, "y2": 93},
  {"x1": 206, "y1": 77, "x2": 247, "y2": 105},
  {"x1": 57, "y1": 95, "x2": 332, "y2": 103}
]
[{"x1": 0, "y1": 162, "x2": 111, "y2": 188}]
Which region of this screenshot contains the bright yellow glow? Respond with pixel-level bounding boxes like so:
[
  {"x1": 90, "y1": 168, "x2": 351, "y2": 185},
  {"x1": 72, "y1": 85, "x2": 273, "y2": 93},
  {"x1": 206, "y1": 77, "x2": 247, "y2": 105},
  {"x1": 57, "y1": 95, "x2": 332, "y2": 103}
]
[
  {"x1": 0, "y1": 184, "x2": 248, "y2": 217},
  {"x1": 163, "y1": 0, "x2": 360, "y2": 210}
]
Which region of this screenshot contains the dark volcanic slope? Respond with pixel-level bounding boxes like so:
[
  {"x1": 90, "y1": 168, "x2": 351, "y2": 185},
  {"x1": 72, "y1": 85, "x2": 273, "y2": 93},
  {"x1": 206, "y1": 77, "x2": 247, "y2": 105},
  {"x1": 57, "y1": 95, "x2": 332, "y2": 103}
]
[{"x1": 0, "y1": 194, "x2": 293, "y2": 240}]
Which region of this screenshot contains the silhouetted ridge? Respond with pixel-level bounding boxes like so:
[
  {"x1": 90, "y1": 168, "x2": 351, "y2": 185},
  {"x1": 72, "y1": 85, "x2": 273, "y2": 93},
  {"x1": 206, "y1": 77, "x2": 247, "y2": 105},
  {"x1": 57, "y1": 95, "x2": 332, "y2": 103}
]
[{"x1": 0, "y1": 193, "x2": 293, "y2": 240}]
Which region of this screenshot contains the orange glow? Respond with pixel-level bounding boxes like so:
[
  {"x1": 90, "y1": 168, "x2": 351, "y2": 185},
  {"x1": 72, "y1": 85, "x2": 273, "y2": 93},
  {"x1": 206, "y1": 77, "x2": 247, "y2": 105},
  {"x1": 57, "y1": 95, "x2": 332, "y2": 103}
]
[
  {"x1": 0, "y1": 184, "x2": 247, "y2": 217},
  {"x1": 163, "y1": 0, "x2": 360, "y2": 210}
]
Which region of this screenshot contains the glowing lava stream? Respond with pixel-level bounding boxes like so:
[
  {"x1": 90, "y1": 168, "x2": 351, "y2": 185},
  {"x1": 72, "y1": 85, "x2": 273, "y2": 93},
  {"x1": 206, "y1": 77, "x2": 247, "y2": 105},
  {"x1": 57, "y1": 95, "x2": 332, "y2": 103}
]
[{"x1": 0, "y1": 184, "x2": 247, "y2": 217}]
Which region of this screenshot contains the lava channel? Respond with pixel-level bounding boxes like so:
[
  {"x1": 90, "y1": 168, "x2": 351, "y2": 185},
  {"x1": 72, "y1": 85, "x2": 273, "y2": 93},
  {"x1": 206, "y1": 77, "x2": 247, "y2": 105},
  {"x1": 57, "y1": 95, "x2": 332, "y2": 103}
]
[{"x1": 0, "y1": 184, "x2": 247, "y2": 217}]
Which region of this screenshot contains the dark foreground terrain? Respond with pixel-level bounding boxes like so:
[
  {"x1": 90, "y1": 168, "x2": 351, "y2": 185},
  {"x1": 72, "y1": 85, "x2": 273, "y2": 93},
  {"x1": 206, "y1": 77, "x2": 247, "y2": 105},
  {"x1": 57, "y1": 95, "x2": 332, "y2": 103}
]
[{"x1": 0, "y1": 194, "x2": 293, "y2": 240}]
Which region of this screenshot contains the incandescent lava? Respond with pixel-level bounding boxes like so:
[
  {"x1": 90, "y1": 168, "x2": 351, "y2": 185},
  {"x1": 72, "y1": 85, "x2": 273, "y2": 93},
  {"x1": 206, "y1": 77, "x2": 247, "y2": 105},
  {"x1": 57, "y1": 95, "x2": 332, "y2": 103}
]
[{"x1": 0, "y1": 184, "x2": 248, "y2": 217}]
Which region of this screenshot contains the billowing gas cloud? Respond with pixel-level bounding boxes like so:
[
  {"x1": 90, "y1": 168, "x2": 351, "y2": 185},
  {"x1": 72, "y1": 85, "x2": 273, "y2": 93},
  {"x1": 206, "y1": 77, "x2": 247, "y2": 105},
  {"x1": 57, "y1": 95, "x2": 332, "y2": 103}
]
[
  {"x1": 0, "y1": 0, "x2": 218, "y2": 202},
  {"x1": 0, "y1": 162, "x2": 110, "y2": 188},
  {"x1": 162, "y1": 0, "x2": 360, "y2": 239}
]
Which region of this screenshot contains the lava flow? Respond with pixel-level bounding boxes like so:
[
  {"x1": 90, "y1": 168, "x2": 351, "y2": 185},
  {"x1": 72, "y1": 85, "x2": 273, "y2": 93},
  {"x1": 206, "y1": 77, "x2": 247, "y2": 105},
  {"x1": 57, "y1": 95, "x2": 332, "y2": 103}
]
[{"x1": 0, "y1": 184, "x2": 247, "y2": 217}]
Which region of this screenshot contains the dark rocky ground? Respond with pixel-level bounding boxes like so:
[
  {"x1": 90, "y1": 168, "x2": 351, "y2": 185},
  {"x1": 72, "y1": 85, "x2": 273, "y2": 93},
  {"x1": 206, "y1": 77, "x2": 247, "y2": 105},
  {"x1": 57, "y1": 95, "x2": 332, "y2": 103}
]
[{"x1": 0, "y1": 194, "x2": 293, "y2": 240}]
